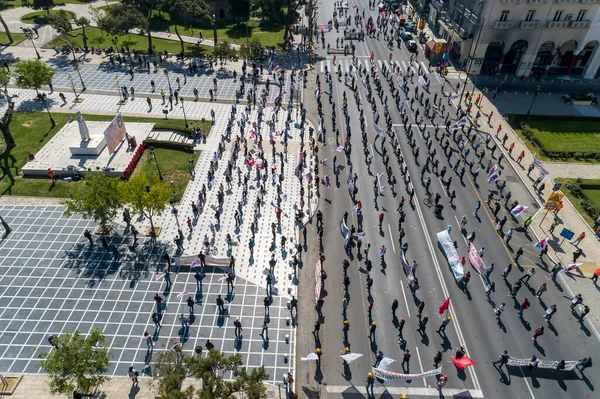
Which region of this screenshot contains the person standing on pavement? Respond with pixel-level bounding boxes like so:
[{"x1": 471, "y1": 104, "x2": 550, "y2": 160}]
[
  {"x1": 532, "y1": 326, "x2": 545, "y2": 341},
  {"x1": 216, "y1": 294, "x2": 225, "y2": 313},
  {"x1": 573, "y1": 248, "x2": 584, "y2": 263},
  {"x1": 536, "y1": 282, "x2": 547, "y2": 299},
  {"x1": 570, "y1": 294, "x2": 583, "y2": 310},
  {"x1": 493, "y1": 350, "x2": 510, "y2": 370},
  {"x1": 233, "y1": 318, "x2": 242, "y2": 338},
  {"x1": 437, "y1": 316, "x2": 451, "y2": 334},
  {"x1": 187, "y1": 296, "x2": 194, "y2": 313},
  {"x1": 544, "y1": 304, "x2": 557, "y2": 321},
  {"x1": 592, "y1": 267, "x2": 600, "y2": 284},
  {"x1": 151, "y1": 312, "x2": 161, "y2": 328},
  {"x1": 571, "y1": 231, "x2": 586, "y2": 246},
  {"x1": 401, "y1": 349, "x2": 411, "y2": 372}
]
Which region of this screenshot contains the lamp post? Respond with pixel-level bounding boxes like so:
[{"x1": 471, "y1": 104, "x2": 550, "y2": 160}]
[
  {"x1": 526, "y1": 85, "x2": 541, "y2": 116},
  {"x1": 149, "y1": 146, "x2": 163, "y2": 180},
  {"x1": 41, "y1": 93, "x2": 55, "y2": 127},
  {"x1": 180, "y1": 97, "x2": 189, "y2": 129},
  {"x1": 164, "y1": 69, "x2": 172, "y2": 92},
  {"x1": 24, "y1": 30, "x2": 40, "y2": 59},
  {"x1": 170, "y1": 180, "x2": 176, "y2": 202},
  {"x1": 213, "y1": 14, "x2": 217, "y2": 46},
  {"x1": 73, "y1": 61, "x2": 86, "y2": 91},
  {"x1": 116, "y1": 72, "x2": 122, "y2": 99}
]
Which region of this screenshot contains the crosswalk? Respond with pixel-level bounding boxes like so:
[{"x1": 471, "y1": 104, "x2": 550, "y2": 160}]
[{"x1": 318, "y1": 58, "x2": 431, "y2": 76}]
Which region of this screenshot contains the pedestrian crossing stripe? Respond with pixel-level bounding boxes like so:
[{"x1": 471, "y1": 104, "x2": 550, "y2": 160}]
[{"x1": 318, "y1": 59, "x2": 431, "y2": 76}]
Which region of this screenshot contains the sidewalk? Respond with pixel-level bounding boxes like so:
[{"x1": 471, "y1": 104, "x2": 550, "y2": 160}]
[
  {"x1": 459, "y1": 87, "x2": 600, "y2": 336},
  {"x1": 2, "y1": 374, "x2": 282, "y2": 398}
]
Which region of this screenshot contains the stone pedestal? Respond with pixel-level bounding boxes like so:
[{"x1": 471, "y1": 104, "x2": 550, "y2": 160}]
[{"x1": 69, "y1": 134, "x2": 106, "y2": 156}]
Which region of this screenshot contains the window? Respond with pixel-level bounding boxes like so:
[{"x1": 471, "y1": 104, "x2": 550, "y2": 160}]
[
  {"x1": 576, "y1": 10, "x2": 587, "y2": 22},
  {"x1": 500, "y1": 10, "x2": 509, "y2": 22},
  {"x1": 525, "y1": 10, "x2": 535, "y2": 22},
  {"x1": 552, "y1": 10, "x2": 563, "y2": 22}
]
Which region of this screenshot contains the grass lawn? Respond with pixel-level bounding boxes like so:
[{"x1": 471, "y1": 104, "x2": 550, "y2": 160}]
[
  {"x1": 20, "y1": 10, "x2": 76, "y2": 25},
  {"x1": 149, "y1": 12, "x2": 285, "y2": 48},
  {"x1": 44, "y1": 27, "x2": 214, "y2": 56},
  {"x1": 556, "y1": 178, "x2": 600, "y2": 227},
  {"x1": 0, "y1": 31, "x2": 26, "y2": 46},
  {"x1": 508, "y1": 115, "x2": 600, "y2": 163},
  {"x1": 133, "y1": 147, "x2": 200, "y2": 204},
  {"x1": 0, "y1": 0, "x2": 91, "y2": 11},
  {"x1": 0, "y1": 112, "x2": 211, "y2": 199}
]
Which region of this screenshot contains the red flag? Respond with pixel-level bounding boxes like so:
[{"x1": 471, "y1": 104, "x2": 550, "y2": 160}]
[
  {"x1": 438, "y1": 297, "x2": 450, "y2": 314},
  {"x1": 452, "y1": 356, "x2": 476, "y2": 370}
]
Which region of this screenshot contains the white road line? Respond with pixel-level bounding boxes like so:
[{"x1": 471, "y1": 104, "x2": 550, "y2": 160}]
[
  {"x1": 325, "y1": 385, "x2": 484, "y2": 397},
  {"x1": 400, "y1": 283, "x2": 411, "y2": 317},
  {"x1": 388, "y1": 223, "x2": 396, "y2": 253},
  {"x1": 437, "y1": 177, "x2": 446, "y2": 195},
  {"x1": 401, "y1": 60, "x2": 407, "y2": 73},
  {"x1": 415, "y1": 346, "x2": 427, "y2": 387}
]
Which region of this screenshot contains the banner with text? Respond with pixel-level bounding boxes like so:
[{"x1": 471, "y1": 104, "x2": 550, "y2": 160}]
[{"x1": 103, "y1": 112, "x2": 127, "y2": 154}]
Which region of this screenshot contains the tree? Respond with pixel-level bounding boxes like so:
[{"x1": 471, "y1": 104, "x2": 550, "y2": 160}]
[
  {"x1": 0, "y1": 67, "x2": 11, "y2": 99},
  {"x1": 240, "y1": 36, "x2": 263, "y2": 60},
  {"x1": 152, "y1": 347, "x2": 268, "y2": 398},
  {"x1": 97, "y1": 3, "x2": 148, "y2": 37},
  {"x1": 14, "y1": 59, "x2": 55, "y2": 95},
  {"x1": 228, "y1": 0, "x2": 250, "y2": 24},
  {"x1": 0, "y1": 14, "x2": 13, "y2": 44},
  {"x1": 170, "y1": 0, "x2": 211, "y2": 54},
  {"x1": 0, "y1": 101, "x2": 16, "y2": 151},
  {"x1": 25, "y1": 0, "x2": 56, "y2": 15},
  {"x1": 260, "y1": 0, "x2": 285, "y2": 25},
  {"x1": 38, "y1": 329, "x2": 112, "y2": 396},
  {"x1": 118, "y1": 172, "x2": 169, "y2": 235},
  {"x1": 48, "y1": 10, "x2": 91, "y2": 57},
  {"x1": 283, "y1": 0, "x2": 301, "y2": 50},
  {"x1": 213, "y1": 41, "x2": 235, "y2": 66},
  {"x1": 62, "y1": 173, "x2": 122, "y2": 230}
]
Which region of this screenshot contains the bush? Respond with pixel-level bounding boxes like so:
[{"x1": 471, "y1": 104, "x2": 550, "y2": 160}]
[
  {"x1": 581, "y1": 199, "x2": 599, "y2": 219},
  {"x1": 566, "y1": 183, "x2": 584, "y2": 198}
]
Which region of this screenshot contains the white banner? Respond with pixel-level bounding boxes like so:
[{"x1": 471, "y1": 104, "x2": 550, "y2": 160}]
[{"x1": 372, "y1": 366, "x2": 442, "y2": 380}]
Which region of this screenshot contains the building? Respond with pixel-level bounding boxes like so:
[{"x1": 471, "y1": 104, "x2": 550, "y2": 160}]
[{"x1": 429, "y1": 0, "x2": 600, "y2": 78}]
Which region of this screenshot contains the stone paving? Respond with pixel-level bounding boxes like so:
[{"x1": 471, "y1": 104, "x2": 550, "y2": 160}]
[{"x1": 0, "y1": 100, "x2": 316, "y2": 386}]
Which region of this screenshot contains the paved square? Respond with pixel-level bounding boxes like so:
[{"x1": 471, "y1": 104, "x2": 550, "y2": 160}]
[{"x1": 0, "y1": 205, "x2": 294, "y2": 382}]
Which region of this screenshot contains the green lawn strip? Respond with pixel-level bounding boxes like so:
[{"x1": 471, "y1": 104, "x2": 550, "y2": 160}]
[
  {"x1": 1, "y1": 0, "x2": 90, "y2": 11},
  {"x1": 0, "y1": 31, "x2": 27, "y2": 46},
  {"x1": 0, "y1": 111, "x2": 210, "y2": 198},
  {"x1": 508, "y1": 114, "x2": 600, "y2": 163},
  {"x1": 556, "y1": 178, "x2": 600, "y2": 227},
  {"x1": 149, "y1": 12, "x2": 285, "y2": 48},
  {"x1": 20, "y1": 10, "x2": 75, "y2": 25},
  {"x1": 44, "y1": 27, "x2": 214, "y2": 56}
]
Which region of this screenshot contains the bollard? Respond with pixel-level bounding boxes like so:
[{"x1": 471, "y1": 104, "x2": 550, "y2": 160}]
[{"x1": 285, "y1": 334, "x2": 290, "y2": 343}]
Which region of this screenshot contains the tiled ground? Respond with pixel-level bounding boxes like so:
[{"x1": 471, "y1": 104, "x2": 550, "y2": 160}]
[{"x1": 0, "y1": 205, "x2": 294, "y2": 382}]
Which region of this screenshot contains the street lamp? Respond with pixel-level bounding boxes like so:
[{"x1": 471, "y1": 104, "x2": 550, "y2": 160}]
[
  {"x1": 181, "y1": 97, "x2": 189, "y2": 129},
  {"x1": 41, "y1": 93, "x2": 55, "y2": 127},
  {"x1": 23, "y1": 29, "x2": 40, "y2": 59},
  {"x1": 213, "y1": 14, "x2": 217, "y2": 46},
  {"x1": 170, "y1": 180, "x2": 176, "y2": 202},
  {"x1": 526, "y1": 86, "x2": 541, "y2": 116},
  {"x1": 148, "y1": 146, "x2": 164, "y2": 180},
  {"x1": 73, "y1": 61, "x2": 86, "y2": 91},
  {"x1": 164, "y1": 69, "x2": 172, "y2": 92},
  {"x1": 459, "y1": 16, "x2": 485, "y2": 104}
]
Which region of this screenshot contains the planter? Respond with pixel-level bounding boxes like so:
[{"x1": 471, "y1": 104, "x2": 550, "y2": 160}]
[{"x1": 572, "y1": 100, "x2": 592, "y2": 106}]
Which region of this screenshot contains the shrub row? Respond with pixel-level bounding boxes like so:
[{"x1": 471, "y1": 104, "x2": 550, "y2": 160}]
[{"x1": 565, "y1": 182, "x2": 600, "y2": 220}]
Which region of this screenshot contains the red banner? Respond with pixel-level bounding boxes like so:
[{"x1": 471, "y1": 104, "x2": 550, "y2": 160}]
[
  {"x1": 468, "y1": 244, "x2": 487, "y2": 276},
  {"x1": 452, "y1": 356, "x2": 476, "y2": 370}
]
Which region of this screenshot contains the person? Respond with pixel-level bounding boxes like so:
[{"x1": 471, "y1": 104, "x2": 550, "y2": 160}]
[
  {"x1": 397, "y1": 318, "x2": 406, "y2": 343},
  {"x1": 48, "y1": 334, "x2": 59, "y2": 348},
  {"x1": 519, "y1": 269, "x2": 535, "y2": 285},
  {"x1": 493, "y1": 350, "x2": 510, "y2": 370},
  {"x1": 532, "y1": 326, "x2": 544, "y2": 341},
  {"x1": 151, "y1": 312, "x2": 161, "y2": 328},
  {"x1": 128, "y1": 366, "x2": 139, "y2": 385},
  {"x1": 187, "y1": 296, "x2": 195, "y2": 313},
  {"x1": 437, "y1": 374, "x2": 448, "y2": 390},
  {"x1": 434, "y1": 351, "x2": 443, "y2": 367},
  {"x1": 571, "y1": 231, "x2": 586, "y2": 246},
  {"x1": 554, "y1": 359, "x2": 566, "y2": 374},
  {"x1": 233, "y1": 318, "x2": 242, "y2": 338},
  {"x1": 577, "y1": 356, "x2": 592, "y2": 370},
  {"x1": 528, "y1": 355, "x2": 539, "y2": 371},
  {"x1": 437, "y1": 316, "x2": 451, "y2": 334},
  {"x1": 592, "y1": 267, "x2": 600, "y2": 283},
  {"x1": 570, "y1": 293, "x2": 583, "y2": 309},
  {"x1": 494, "y1": 303, "x2": 506, "y2": 319},
  {"x1": 580, "y1": 305, "x2": 590, "y2": 321},
  {"x1": 83, "y1": 229, "x2": 93, "y2": 246},
  {"x1": 573, "y1": 248, "x2": 584, "y2": 263},
  {"x1": 401, "y1": 349, "x2": 411, "y2": 370},
  {"x1": 544, "y1": 304, "x2": 557, "y2": 321},
  {"x1": 417, "y1": 315, "x2": 428, "y2": 332},
  {"x1": 520, "y1": 298, "x2": 530, "y2": 316},
  {"x1": 536, "y1": 282, "x2": 547, "y2": 298},
  {"x1": 216, "y1": 294, "x2": 225, "y2": 313}
]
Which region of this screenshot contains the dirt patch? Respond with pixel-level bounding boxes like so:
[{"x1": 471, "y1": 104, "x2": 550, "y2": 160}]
[{"x1": 21, "y1": 120, "x2": 33, "y2": 128}]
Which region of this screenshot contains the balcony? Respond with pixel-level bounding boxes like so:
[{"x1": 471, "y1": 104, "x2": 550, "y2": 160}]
[
  {"x1": 521, "y1": 20, "x2": 540, "y2": 28},
  {"x1": 501, "y1": 0, "x2": 521, "y2": 3},
  {"x1": 430, "y1": 0, "x2": 448, "y2": 11},
  {"x1": 547, "y1": 20, "x2": 571, "y2": 28},
  {"x1": 555, "y1": 0, "x2": 578, "y2": 3},
  {"x1": 527, "y1": 0, "x2": 547, "y2": 3},
  {"x1": 581, "y1": 0, "x2": 600, "y2": 4},
  {"x1": 493, "y1": 20, "x2": 515, "y2": 29},
  {"x1": 571, "y1": 20, "x2": 591, "y2": 28}
]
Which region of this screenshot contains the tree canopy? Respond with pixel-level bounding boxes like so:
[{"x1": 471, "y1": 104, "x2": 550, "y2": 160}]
[
  {"x1": 14, "y1": 60, "x2": 56, "y2": 95},
  {"x1": 260, "y1": 0, "x2": 286, "y2": 25},
  {"x1": 228, "y1": 0, "x2": 250, "y2": 23},
  {"x1": 38, "y1": 329, "x2": 112, "y2": 396},
  {"x1": 152, "y1": 346, "x2": 269, "y2": 398},
  {"x1": 97, "y1": 3, "x2": 148, "y2": 35},
  {"x1": 118, "y1": 172, "x2": 170, "y2": 233},
  {"x1": 62, "y1": 173, "x2": 122, "y2": 229},
  {"x1": 24, "y1": 0, "x2": 55, "y2": 15}
]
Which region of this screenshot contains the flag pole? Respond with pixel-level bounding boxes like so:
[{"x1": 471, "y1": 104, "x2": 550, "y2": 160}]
[{"x1": 539, "y1": 209, "x2": 549, "y2": 226}]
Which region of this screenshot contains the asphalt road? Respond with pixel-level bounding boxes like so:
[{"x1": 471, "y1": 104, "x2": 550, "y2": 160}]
[{"x1": 295, "y1": 1, "x2": 600, "y2": 399}]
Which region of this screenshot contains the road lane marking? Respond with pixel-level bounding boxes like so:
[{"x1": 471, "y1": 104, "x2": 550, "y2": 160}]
[
  {"x1": 388, "y1": 223, "x2": 396, "y2": 253},
  {"x1": 415, "y1": 346, "x2": 427, "y2": 387}
]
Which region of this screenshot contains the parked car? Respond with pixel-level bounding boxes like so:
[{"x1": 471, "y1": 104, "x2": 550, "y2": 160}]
[
  {"x1": 406, "y1": 40, "x2": 418, "y2": 52},
  {"x1": 400, "y1": 32, "x2": 413, "y2": 42}
]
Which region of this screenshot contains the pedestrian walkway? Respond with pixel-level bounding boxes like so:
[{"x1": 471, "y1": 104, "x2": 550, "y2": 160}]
[{"x1": 460, "y1": 86, "x2": 600, "y2": 335}]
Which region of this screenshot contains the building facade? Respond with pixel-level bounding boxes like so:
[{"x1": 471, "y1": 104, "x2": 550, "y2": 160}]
[{"x1": 429, "y1": 0, "x2": 600, "y2": 78}]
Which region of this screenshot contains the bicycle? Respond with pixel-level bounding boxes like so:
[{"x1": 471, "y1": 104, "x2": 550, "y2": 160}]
[
  {"x1": 423, "y1": 193, "x2": 434, "y2": 207},
  {"x1": 203, "y1": 243, "x2": 218, "y2": 256}
]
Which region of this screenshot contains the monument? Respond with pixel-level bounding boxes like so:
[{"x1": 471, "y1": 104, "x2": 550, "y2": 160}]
[{"x1": 69, "y1": 111, "x2": 106, "y2": 156}]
